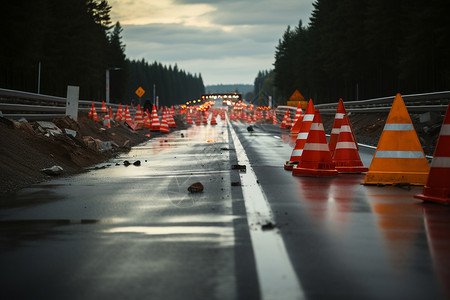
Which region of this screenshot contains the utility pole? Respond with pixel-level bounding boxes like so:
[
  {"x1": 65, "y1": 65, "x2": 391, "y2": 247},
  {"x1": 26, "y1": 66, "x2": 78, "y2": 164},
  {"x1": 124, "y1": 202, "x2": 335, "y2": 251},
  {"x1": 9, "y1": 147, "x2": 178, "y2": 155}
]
[{"x1": 37, "y1": 61, "x2": 41, "y2": 94}]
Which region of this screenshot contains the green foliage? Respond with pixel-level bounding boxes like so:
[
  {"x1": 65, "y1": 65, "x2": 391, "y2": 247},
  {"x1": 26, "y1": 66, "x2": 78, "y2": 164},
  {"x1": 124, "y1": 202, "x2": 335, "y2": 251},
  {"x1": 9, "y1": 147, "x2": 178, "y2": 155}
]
[
  {"x1": 254, "y1": 70, "x2": 281, "y2": 106},
  {"x1": 273, "y1": 0, "x2": 450, "y2": 103}
]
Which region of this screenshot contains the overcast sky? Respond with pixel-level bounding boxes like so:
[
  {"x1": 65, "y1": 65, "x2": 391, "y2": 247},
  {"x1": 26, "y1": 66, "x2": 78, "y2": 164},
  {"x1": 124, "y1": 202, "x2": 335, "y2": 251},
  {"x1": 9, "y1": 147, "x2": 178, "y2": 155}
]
[{"x1": 109, "y1": 0, "x2": 314, "y2": 86}]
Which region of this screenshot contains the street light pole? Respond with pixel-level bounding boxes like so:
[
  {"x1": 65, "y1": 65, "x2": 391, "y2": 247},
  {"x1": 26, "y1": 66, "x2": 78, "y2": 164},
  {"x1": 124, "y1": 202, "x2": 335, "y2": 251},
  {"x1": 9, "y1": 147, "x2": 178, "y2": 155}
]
[
  {"x1": 106, "y1": 69, "x2": 110, "y2": 103},
  {"x1": 106, "y1": 68, "x2": 121, "y2": 104},
  {"x1": 37, "y1": 61, "x2": 41, "y2": 94}
]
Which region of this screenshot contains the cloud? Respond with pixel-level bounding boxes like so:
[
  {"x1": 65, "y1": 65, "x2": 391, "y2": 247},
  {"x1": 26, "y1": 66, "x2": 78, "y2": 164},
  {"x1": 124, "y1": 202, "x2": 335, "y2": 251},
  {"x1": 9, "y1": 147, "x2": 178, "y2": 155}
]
[{"x1": 109, "y1": 0, "x2": 314, "y2": 85}]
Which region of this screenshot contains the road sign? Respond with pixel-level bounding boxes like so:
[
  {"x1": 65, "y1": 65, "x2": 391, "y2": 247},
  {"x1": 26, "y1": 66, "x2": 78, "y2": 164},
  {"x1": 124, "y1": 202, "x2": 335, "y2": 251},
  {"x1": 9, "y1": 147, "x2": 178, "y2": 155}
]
[{"x1": 135, "y1": 86, "x2": 145, "y2": 98}]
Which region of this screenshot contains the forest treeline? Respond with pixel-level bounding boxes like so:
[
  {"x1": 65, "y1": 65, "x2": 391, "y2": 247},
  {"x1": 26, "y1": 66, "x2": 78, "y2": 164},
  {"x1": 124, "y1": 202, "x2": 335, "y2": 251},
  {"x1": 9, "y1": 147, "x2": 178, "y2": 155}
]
[
  {"x1": 272, "y1": 0, "x2": 450, "y2": 104},
  {"x1": 126, "y1": 60, "x2": 204, "y2": 105},
  {"x1": 0, "y1": 0, "x2": 204, "y2": 105}
]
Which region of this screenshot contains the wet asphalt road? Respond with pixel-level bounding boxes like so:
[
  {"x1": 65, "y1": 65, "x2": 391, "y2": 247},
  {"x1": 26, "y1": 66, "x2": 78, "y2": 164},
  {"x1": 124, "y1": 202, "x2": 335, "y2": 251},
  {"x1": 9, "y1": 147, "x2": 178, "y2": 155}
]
[{"x1": 1, "y1": 113, "x2": 450, "y2": 300}]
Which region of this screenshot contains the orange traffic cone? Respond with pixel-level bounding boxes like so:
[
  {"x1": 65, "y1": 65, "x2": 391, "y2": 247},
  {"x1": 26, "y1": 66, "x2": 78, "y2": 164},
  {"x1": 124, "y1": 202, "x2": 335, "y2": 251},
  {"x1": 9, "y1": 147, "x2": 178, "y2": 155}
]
[
  {"x1": 332, "y1": 115, "x2": 368, "y2": 173},
  {"x1": 101, "y1": 100, "x2": 107, "y2": 113},
  {"x1": 90, "y1": 103, "x2": 99, "y2": 122},
  {"x1": 415, "y1": 103, "x2": 450, "y2": 204},
  {"x1": 210, "y1": 114, "x2": 217, "y2": 125},
  {"x1": 195, "y1": 113, "x2": 202, "y2": 125},
  {"x1": 186, "y1": 112, "x2": 193, "y2": 124},
  {"x1": 328, "y1": 99, "x2": 358, "y2": 157},
  {"x1": 290, "y1": 103, "x2": 303, "y2": 134},
  {"x1": 292, "y1": 110, "x2": 338, "y2": 177},
  {"x1": 103, "y1": 107, "x2": 111, "y2": 128},
  {"x1": 124, "y1": 105, "x2": 132, "y2": 122},
  {"x1": 363, "y1": 93, "x2": 429, "y2": 185},
  {"x1": 160, "y1": 111, "x2": 170, "y2": 133},
  {"x1": 285, "y1": 99, "x2": 315, "y2": 170},
  {"x1": 150, "y1": 104, "x2": 161, "y2": 131},
  {"x1": 144, "y1": 109, "x2": 151, "y2": 128},
  {"x1": 328, "y1": 99, "x2": 346, "y2": 157},
  {"x1": 247, "y1": 113, "x2": 252, "y2": 123},
  {"x1": 135, "y1": 104, "x2": 144, "y2": 124},
  {"x1": 88, "y1": 102, "x2": 94, "y2": 118},
  {"x1": 280, "y1": 108, "x2": 290, "y2": 129},
  {"x1": 167, "y1": 109, "x2": 176, "y2": 128},
  {"x1": 115, "y1": 104, "x2": 122, "y2": 121},
  {"x1": 272, "y1": 113, "x2": 278, "y2": 124}
]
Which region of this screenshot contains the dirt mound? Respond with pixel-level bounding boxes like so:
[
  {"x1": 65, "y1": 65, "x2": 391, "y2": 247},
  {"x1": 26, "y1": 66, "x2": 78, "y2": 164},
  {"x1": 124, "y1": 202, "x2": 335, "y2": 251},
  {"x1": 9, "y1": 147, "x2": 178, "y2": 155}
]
[{"x1": 0, "y1": 112, "x2": 187, "y2": 196}]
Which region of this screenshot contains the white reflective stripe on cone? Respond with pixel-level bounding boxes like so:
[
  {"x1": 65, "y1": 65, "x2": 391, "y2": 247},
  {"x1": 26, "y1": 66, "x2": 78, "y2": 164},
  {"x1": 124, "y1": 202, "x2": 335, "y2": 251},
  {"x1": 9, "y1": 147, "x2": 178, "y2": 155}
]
[
  {"x1": 383, "y1": 123, "x2": 414, "y2": 131},
  {"x1": 291, "y1": 149, "x2": 303, "y2": 157},
  {"x1": 339, "y1": 125, "x2": 352, "y2": 133},
  {"x1": 297, "y1": 132, "x2": 309, "y2": 140},
  {"x1": 335, "y1": 113, "x2": 345, "y2": 119},
  {"x1": 304, "y1": 143, "x2": 330, "y2": 151},
  {"x1": 303, "y1": 114, "x2": 314, "y2": 121},
  {"x1": 431, "y1": 156, "x2": 450, "y2": 168},
  {"x1": 439, "y1": 124, "x2": 450, "y2": 136},
  {"x1": 310, "y1": 123, "x2": 324, "y2": 131},
  {"x1": 375, "y1": 150, "x2": 425, "y2": 159},
  {"x1": 331, "y1": 128, "x2": 340, "y2": 134},
  {"x1": 335, "y1": 142, "x2": 357, "y2": 150}
]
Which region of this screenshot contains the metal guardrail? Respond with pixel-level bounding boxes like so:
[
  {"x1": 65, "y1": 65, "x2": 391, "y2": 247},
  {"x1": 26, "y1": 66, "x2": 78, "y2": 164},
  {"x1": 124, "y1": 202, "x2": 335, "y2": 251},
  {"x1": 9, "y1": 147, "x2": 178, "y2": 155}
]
[
  {"x1": 0, "y1": 87, "x2": 125, "y2": 120},
  {"x1": 1, "y1": 88, "x2": 449, "y2": 121},
  {"x1": 276, "y1": 91, "x2": 450, "y2": 116}
]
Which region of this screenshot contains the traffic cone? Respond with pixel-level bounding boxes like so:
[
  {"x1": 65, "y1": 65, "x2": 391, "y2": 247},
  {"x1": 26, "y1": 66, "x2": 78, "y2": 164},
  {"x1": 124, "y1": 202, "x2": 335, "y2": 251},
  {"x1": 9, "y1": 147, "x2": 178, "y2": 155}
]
[
  {"x1": 290, "y1": 103, "x2": 304, "y2": 134},
  {"x1": 103, "y1": 107, "x2": 111, "y2": 128},
  {"x1": 328, "y1": 99, "x2": 346, "y2": 157},
  {"x1": 210, "y1": 114, "x2": 217, "y2": 125},
  {"x1": 328, "y1": 99, "x2": 358, "y2": 157},
  {"x1": 134, "y1": 104, "x2": 144, "y2": 124},
  {"x1": 115, "y1": 104, "x2": 123, "y2": 121},
  {"x1": 415, "y1": 102, "x2": 450, "y2": 204},
  {"x1": 160, "y1": 111, "x2": 170, "y2": 133},
  {"x1": 332, "y1": 115, "x2": 368, "y2": 173},
  {"x1": 247, "y1": 113, "x2": 252, "y2": 123},
  {"x1": 195, "y1": 113, "x2": 202, "y2": 125},
  {"x1": 150, "y1": 104, "x2": 161, "y2": 131},
  {"x1": 285, "y1": 99, "x2": 315, "y2": 170},
  {"x1": 202, "y1": 112, "x2": 208, "y2": 125},
  {"x1": 280, "y1": 108, "x2": 290, "y2": 129},
  {"x1": 363, "y1": 93, "x2": 430, "y2": 185},
  {"x1": 272, "y1": 113, "x2": 278, "y2": 124},
  {"x1": 101, "y1": 100, "x2": 107, "y2": 113},
  {"x1": 124, "y1": 105, "x2": 132, "y2": 122},
  {"x1": 90, "y1": 103, "x2": 99, "y2": 122},
  {"x1": 292, "y1": 110, "x2": 338, "y2": 177},
  {"x1": 88, "y1": 102, "x2": 94, "y2": 118},
  {"x1": 143, "y1": 109, "x2": 151, "y2": 128},
  {"x1": 167, "y1": 109, "x2": 177, "y2": 128},
  {"x1": 186, "y1": 112, "x2": 193, "y2": 124}
]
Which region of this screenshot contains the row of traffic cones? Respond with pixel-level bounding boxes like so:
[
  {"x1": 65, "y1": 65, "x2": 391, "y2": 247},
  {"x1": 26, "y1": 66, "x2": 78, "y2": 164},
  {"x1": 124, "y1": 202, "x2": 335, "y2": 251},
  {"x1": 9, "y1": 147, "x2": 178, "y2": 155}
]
[
  {"x1": 89, "y1": 101, "x2": 178, "y2": 134},
  {"x1": 283, "y1": 94, "x2": 450, "y2": 205}
]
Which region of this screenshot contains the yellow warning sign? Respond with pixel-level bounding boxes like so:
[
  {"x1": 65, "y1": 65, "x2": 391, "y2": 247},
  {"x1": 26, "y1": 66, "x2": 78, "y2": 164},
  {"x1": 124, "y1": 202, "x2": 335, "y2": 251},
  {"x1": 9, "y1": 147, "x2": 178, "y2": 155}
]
[{"x1": 135, "y1": 86, "x2": 145, "y2": 98}]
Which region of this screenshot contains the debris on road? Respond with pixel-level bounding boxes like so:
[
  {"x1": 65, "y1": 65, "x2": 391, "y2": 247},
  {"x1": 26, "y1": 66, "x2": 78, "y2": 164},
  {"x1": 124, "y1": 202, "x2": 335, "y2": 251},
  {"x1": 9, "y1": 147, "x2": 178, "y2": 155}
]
[
  {"x1": 232, "y1": 164, "x2": 246, "y2": 172},
  {"x1": 261, "y1": 222, "x2": 276, "y2": 231},
  {"x1": 41, "y1": 165, "x2": 64, "y2": 176},
  {"x1": 188, "y1": 182, "x2": 204, "y2": 193}
]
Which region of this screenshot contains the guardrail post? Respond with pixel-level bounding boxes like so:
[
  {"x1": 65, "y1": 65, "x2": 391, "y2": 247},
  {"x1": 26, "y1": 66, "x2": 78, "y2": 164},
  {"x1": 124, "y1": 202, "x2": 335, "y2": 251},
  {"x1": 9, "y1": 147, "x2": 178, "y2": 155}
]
[{"x1": 66, "y1": 85, "x2": 79, "y2": 121}]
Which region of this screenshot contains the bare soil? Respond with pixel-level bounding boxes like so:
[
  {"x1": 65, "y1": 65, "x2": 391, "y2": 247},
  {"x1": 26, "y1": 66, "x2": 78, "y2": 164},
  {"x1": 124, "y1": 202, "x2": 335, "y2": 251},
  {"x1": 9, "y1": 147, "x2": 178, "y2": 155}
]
[{"x1": 0, "y1": 111, "x2": 187, "y2": 198}]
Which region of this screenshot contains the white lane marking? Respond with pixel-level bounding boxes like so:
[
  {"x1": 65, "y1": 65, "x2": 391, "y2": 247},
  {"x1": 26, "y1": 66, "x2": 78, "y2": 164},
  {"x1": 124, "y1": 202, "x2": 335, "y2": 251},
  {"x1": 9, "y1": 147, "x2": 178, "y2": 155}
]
[
  {"x1": 273, "y1": 136, "x2": 281, "y2": 139},
  {"x1": 228, "y1": 119, "x2": 305, "y2": 300}
]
